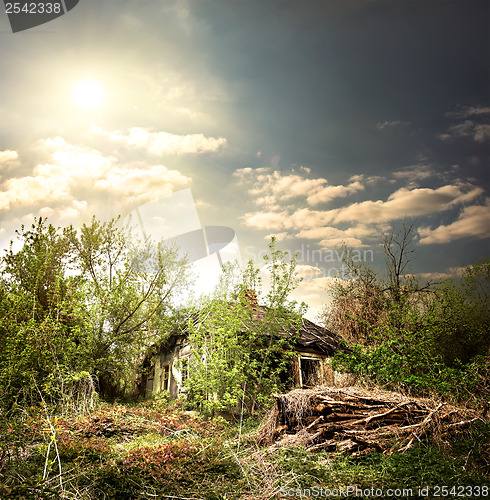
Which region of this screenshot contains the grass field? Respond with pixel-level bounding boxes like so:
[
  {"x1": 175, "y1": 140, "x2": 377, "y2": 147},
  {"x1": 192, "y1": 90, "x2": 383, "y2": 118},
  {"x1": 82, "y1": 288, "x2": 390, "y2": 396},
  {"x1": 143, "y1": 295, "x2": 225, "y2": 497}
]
[{"x1": 1, "y1": 395, "x2": 488, "y2": 499}]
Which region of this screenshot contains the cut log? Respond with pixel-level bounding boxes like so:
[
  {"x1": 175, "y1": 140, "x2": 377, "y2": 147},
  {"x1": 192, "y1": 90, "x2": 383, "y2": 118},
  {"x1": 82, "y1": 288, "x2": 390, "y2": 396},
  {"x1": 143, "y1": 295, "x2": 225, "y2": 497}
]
[{"x1": 257, "y1": 386, "x2": 485, "y2": 455}]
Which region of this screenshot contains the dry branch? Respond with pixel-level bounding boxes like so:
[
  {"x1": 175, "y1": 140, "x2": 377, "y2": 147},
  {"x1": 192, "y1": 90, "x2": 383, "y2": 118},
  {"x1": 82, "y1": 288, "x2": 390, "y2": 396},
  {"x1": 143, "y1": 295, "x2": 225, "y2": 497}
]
[{"x1": 257, "y1": 386, "x2": 484, "y2": 455}]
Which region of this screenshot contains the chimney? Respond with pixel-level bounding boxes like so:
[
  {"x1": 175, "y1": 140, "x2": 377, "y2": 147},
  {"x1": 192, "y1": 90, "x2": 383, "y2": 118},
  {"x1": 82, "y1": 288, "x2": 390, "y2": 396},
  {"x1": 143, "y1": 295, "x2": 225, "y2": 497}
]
[{"x1": 243, "y1": 288, "x2": 258, "y2": 310}]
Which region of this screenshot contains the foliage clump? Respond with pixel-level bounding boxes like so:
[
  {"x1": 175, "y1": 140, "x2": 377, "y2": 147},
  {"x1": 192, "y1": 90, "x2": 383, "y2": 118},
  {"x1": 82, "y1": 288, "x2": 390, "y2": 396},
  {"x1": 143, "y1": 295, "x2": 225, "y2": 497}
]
[
  {"x1": 325, "y1": 224, "x2": 489, "y2": 409},
  {"x1": 0, "y1": 216, "x2": 189, "y2": 412},
  {"x1": 183, "y1": 237, "x2": 307, "y2": 417}
]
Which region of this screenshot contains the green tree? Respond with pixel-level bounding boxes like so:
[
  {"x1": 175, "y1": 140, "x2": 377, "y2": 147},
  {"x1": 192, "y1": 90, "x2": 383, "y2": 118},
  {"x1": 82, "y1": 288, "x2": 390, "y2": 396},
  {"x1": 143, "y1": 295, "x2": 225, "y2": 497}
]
[
  {"x1": 0, "y1": 218, "x2": 94, "y2": 411},
  {"x1": 183, "y1": 238, "x2": 306, "y2": 417},
  {"x1": 70, "y1": 216, "x2": 190, "y2": 396},
  {"x1": 0, "y1": 216, "x2": 190, "y2": 410},
  {"x1": 326, "y1": 223, "x2": 490, "y2": 406}
]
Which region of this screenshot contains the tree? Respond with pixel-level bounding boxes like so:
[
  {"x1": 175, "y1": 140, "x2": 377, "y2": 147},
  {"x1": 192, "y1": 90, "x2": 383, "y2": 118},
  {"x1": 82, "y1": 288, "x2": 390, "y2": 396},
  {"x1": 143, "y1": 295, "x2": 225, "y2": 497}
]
[
  {"x1": 70, "y1": 216, "x2": 190, "y2": 396},
  {"x1": 326, "y1": 224, "x2": 490, "y2": 405},
  {"x1": 0, "y1": 218, "x2": 94, "y2": 411},
  {"x1": 0, "y1": 216, "x2": 190, "y2": 410},
  {"x1": 183, "y1": 238, "x2": 306, "y2": 417},
  {"x1": 325, "y1": 222, "x2": 435, "y2": 345}
]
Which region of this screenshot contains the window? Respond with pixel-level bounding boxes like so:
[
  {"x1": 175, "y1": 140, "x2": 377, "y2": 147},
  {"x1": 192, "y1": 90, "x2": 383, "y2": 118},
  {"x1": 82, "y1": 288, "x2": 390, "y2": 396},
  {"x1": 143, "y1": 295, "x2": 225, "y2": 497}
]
[
  {"x1": 300, "y1": 357, "x2": 321, "y2": 388},
  {"x1": 161, "y1": 364, "x2": 170, "y2": 392}
]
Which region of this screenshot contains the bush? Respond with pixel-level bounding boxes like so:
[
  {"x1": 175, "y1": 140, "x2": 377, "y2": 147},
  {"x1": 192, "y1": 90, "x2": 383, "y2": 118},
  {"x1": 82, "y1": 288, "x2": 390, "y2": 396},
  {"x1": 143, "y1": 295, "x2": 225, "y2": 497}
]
[{"x1": 328, "y1": 250, "x2": 489, "y2": 407}]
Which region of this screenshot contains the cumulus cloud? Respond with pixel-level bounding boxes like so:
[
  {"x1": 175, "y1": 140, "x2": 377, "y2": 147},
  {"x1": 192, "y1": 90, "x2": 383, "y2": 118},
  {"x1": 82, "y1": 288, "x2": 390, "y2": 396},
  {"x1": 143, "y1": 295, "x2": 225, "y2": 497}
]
[
  {"x1": 438, "y1": 105, "x2": 490, "y2": 143},
  {"x1": 349, "y1": 173, "x2": 384, "y2": 185},
  {"x1": 0, "y1": 150, "x2": 21, "y2": 181},
  {"x1": 415, "y1": 271, "x2": 454, "y2": 280},
  {"x1": 418, "y1": 199, "x2": 490, "y2": 244},
  {"x1": 237, "y1": 162, "x2": 486, "y2": 252},
  {"x1": 296, "y1": 264, "x2": 324, "y2": 279},
  {"x1": 92, "y1": 125, "x2": 227, "y2": 155},
  {"x1": 241, "y1": 179, "x2": 484, "y2": 250},
  {"x1": 241, "y1": 210, "x2": 292, "y2": 230},
  {"x1": 0, "y1": 150, "x2": 18, "y2": 164},
  {"x1": 233, "y1": 167, "x2": 364, "y2": 208},
  {"x1": 333, "y1": 184, "x2": 483, "y2": 223},
  {"x1": 297, "y1": 224, "x2": 374, "y2": 248},
  {"x1": 247, "y1": 169, "x2": 328, "y2": 206},
  {"x1": 241, "y1": 206, "x2": 338, "y2": 232},
  {"x1": 392, "y1": 164, "x2": 435, "y2": 182},
  {"x1": 306, "y1": 180, "x2": 364, "y2": 205},
  {"x1": 0, "y1": 172, "x2": 72, "y2": 211},
  {"x1": 445, "y1": 105, "x2": 490, "y2": 119},
  {"x1": 0, "y1": 137, "x2": 191, "y2": 217},
  {"x1": 473, "y1": 124, "x2": 490, "y2": 143}
]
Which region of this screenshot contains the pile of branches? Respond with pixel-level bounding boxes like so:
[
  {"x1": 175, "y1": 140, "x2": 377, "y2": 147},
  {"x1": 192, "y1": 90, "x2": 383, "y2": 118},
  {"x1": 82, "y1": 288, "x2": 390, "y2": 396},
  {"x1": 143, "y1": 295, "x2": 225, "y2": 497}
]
[{"x1": 257, "y1": 386, "x2": 484, "y2": 455}]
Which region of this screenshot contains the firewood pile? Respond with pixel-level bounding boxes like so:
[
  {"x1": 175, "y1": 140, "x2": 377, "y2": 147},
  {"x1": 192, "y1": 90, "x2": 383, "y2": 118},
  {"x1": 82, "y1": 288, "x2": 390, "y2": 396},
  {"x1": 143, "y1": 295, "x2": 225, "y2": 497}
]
[{"x1": 257, "y1": 386, "x2": 484, "y2": 455}]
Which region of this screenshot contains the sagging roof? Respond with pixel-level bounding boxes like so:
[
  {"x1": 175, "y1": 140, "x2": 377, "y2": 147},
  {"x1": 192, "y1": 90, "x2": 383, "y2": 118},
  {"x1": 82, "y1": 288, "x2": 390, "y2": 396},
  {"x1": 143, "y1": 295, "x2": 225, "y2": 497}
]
[
  {"x1": 155, "y1": 303, "x2": 345, "y2": 357},
  {"x1": 249, "y1": 306, "x2": 344, "y2": 355}
]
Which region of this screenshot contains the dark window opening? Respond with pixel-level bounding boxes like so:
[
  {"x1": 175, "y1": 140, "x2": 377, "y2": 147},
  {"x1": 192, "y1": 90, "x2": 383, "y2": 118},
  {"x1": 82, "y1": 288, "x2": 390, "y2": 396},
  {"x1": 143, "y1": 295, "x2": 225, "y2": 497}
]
[
  {"x1": 161, "y1": 364, "x2": 170, "y2": 392},
  {"x1": 301, "y1": 358, "x2": 320, "y2": 388}
]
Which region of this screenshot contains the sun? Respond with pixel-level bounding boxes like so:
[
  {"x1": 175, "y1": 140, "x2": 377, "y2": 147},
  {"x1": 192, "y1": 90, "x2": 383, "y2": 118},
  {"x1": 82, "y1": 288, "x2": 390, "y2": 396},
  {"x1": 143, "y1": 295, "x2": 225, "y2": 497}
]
[{"x1": 72, "y1": 79, "x2": 106, "y2": 111}]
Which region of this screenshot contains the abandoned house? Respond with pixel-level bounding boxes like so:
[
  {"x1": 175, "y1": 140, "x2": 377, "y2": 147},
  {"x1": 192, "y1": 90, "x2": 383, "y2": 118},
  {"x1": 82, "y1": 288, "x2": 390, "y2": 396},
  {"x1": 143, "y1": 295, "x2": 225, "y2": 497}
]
[{"x1": 139, "y1": 291, "x2": 348, "y2": 399}]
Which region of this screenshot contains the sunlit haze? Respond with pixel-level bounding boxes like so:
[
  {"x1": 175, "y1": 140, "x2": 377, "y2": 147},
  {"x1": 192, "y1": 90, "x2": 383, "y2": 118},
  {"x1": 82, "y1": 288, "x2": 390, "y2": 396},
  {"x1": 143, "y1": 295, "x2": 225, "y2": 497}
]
[{"x1": 72, "y1": 79, "x2": 106, "y2": 111}]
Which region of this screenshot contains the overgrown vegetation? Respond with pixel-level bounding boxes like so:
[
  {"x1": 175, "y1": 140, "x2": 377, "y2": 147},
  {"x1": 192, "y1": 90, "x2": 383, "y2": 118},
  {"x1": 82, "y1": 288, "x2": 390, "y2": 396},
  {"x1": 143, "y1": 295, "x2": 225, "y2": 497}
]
[
  {"x1": 1, "y1": 218, "x2": 488, "y2": 498},
  {"x1": 1, "y1": 398, "x2": 488, "y2": 499},
  {"x1": 326, "y1": 224, "x2": 489, "y2": 409},
  {"x1": 0, "y1": 216, "x2": 188, "y2": 412},
  {"x1": 183, "y1": 238, "x2": 307, "y2": 417}
]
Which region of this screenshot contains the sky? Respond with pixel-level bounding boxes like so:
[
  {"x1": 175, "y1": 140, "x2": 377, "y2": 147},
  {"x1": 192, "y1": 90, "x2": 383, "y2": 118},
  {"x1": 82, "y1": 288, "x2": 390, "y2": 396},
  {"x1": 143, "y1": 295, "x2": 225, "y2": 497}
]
[{"x1": 0, "y1": 0, "x2": 489, "y2": 320}]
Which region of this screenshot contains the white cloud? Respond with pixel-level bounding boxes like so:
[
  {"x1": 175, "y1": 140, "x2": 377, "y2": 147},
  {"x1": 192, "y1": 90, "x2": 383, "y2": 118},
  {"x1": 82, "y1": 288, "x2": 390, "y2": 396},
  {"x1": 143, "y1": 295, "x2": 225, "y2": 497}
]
[
  {"x1": 233, "y1": 167, "x2": 269, "y2": 178},
  {"x1": 289, "y1": 208, "x2": 338, "y2": 229},
  {"x1": 296, "y1": 265, "x2": 324, "y2": 279},
  {"x1": 416, "y1": 271, "x2": 454, "y2": 280},
  {"x1": 247, "y1": 169, "x2": 328, "y2": 205},
  {"x1": 297, "y1": 225, "x2": 373, "y2": 248},
  {"x1": 264, "y1": 231, "x2": 289, "y2": 242},
  {"x1": 0, "y1": 150, "x2": 18, "y2": 164},
  {"x1": 0, "y1": 137, "x2": 191, "y2": 217},
  {"x1": 333, "y1": 184, "x2": 483, "y2": 223},
  {"x1": 473, "y1": 124, "x2": 490, "y2": 143},
  {"x1": 437, "y1": 133, "x2": 452, "y2": 141},
  {"x1": 237, "y1": 162, "x2": 486, "y2": 253},
  {"x1": 376, "y1": 120, "x2": 409, "y2": 129},
  {"x1": 319, "y1": 236, "x2": 364, "y2": 248},
  {"x1": 0, "y1": 173, "x2": 71, "y2": 210},
  {"x1": 392, "y1": 164, "x2": 435, "y2": 182},
  {"x1": 241, "y1": 206, "x2": 340, "y2": 233},
  {"x1": 418, "y1": 199, "x2": 490, "y2": 244},
  {"x1": 438, "y1": 110, "x2": 490, "y2": 142},
  {"x1": 349, "y1": 173, "x2": 384, "y2": 185},
  {"x1": 93, "y1": 126, "x2": 227, "y2": 155},
  {"x1": 241, "y1": 210, "x2": 292, "y2": 230},
  {"x1": 234, "y1": 167, "x2": 365, "y2": 208},
  {"x1": 445, "y1": 105, "x2": 490, "y2": 119},
  {"x1": 306, "y1": 180, "x2": 364, "y2": 206}
]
